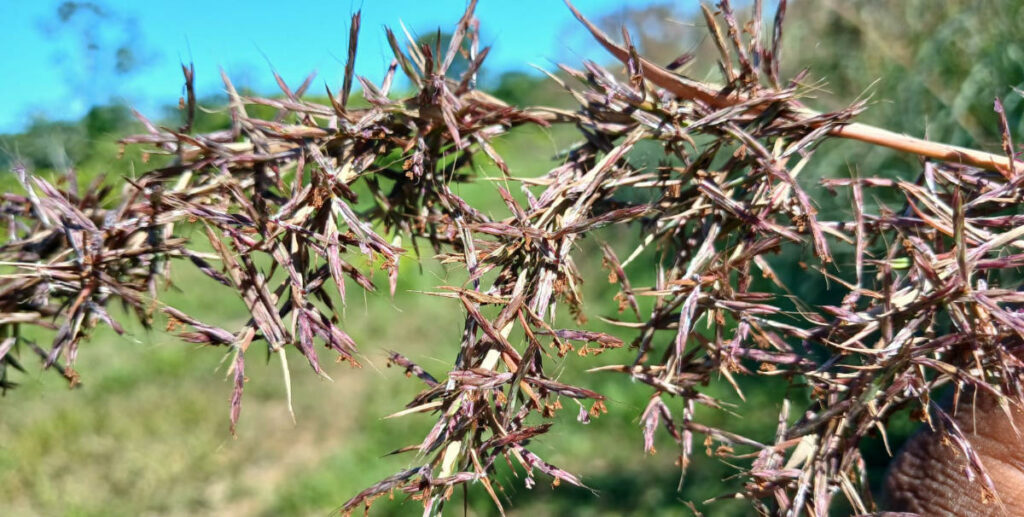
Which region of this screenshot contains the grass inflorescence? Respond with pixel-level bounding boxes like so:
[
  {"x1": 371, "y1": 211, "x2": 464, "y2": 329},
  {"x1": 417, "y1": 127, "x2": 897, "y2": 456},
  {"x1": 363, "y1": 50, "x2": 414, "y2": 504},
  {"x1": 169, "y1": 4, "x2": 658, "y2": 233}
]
[{"x1": 3, "y1": 1, "x2": 1024, "y2": 515}]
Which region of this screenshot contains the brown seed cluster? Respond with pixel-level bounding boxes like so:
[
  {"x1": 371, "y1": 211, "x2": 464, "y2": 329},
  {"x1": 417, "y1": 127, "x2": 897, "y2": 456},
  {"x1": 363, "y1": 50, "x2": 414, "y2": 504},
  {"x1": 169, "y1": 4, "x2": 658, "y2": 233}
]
[{"x1": 3, "y1": 1, "x2": 1023, "y2": 515}]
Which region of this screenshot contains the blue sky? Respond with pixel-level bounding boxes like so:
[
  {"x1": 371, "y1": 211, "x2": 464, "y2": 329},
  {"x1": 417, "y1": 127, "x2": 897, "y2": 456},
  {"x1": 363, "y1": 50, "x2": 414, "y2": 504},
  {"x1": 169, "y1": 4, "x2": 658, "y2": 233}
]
[{"x1": 0, "y1": 0, "x2": 662, "y2": 133}]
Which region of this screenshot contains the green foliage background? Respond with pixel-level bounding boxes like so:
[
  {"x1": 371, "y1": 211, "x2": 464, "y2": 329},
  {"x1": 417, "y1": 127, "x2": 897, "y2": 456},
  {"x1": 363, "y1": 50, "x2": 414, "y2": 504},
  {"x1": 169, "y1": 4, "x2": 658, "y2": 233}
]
[{"x1": 2, "y1": 1, "x2": 1023, "y2": 515}]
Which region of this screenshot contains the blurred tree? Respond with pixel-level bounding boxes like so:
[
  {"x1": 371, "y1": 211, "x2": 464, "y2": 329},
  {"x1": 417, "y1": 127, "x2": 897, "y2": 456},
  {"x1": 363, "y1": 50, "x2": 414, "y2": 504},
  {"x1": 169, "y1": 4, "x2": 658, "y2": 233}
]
[
  {"x1": 595, "y1": 3, "x2": 701, "y2": 68},
  {"x1": 784, "y1": 0, "x2": 1024, "y2": 150},
  {"x1": 491, "y1": 71, "x2": 543, "y2": 107},
  {"x1": 40, "y1": 2, "x2": 156, "y2": 115},
  {"x1": 82, "y1": 104, "x2": 133, "y2": 140},
  {"x1": 0, "y1": 118, "x2": 84, "y2": 171}
]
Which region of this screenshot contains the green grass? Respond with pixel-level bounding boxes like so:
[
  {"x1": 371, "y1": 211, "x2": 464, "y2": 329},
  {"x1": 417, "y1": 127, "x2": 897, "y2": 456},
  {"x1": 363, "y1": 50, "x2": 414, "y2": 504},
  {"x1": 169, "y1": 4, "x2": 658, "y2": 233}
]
[{"x1": 0, "y1": 256, "x2": 458, "y2": 516}]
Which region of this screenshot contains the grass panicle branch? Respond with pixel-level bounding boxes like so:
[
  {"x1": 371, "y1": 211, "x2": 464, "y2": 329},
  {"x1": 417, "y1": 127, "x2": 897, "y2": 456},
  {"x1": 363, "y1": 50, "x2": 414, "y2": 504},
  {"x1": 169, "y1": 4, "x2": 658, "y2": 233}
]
[{"x1": 3, "y1": 1, "x2": 1024, "y2": 515}]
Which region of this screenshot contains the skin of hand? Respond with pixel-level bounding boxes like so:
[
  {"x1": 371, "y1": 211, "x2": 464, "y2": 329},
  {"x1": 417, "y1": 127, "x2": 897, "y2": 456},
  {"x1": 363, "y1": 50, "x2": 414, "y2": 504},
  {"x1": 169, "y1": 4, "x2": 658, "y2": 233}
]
[{"x1": 884, "y1": 389, "x2": 1024, "y2": 516}]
